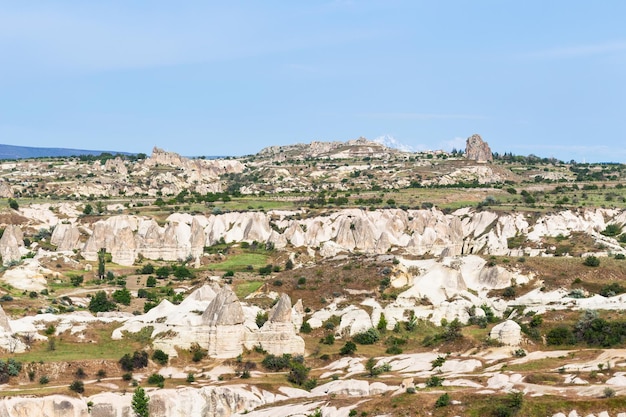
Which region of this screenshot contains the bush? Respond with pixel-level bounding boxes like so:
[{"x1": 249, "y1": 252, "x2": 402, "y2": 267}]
[
  {"x1": 615, "y1": 253, "x2": 626, "y2": 260},
  {"x1": 287, "y1": 361, "x2": 310, "y2": 386},
  {"x1": 435, "y1": 393, "x2": 450, "y2": 407},
  {"x1": 89, "y1": 291, "x2": 116, "y2": 313},
  {"x1": 300, "y1": 321, "x2": 312, "y2": 334},
  {"x1": 262, "y1": 354, "x2": 292, "y2": 371},
  {"x1": 146, "y1": 276, "x2": 157, "y2": 287},
  {"x1": 112, "y1": 288, "x2": 132, "y2": 306},
  {"x1": 39, "y1": 376, "x2": 49, "y2": 384},
  {"x1": 122, "y1": 372, "x2": 133, "y2": 381},
  {"x1": 147, "y1": 373, "x2": 165, "y2": 385},
  {"x1": 255, "y1": 311, "x2": 268, "y2": 328},
  {"x1": 339, "y1": 341, "x2": 357, "y2": 355},
  {"x1": 583, "y1": 255, "x2": 600, "y2": 267},
  {"x1": 425, "y1": 375, "x2": 444, "y2": 387},
  {"x1": 546, "y1": 326, "x2": 575, "y2": 345},
  {"x1": 119, "y1": 351, "x2": 149, "y2": 371},
  {"x1": 152, "y1": 349, "x2": 169, "y2": 365},
  {"x1": 322, "y1": 332, "x2": 336, "y2": 346},
  {"x1": 70, "y1": 275, "x2": 84, "y2": 287},
  {"x1": 69, "y1": 380, "x2": 85, "y2": 393},
  {"x1": 353, "y1": 328, "x2": 381, "y2": 345},
  {"x1": 0, "y1": 359, "x2": 22, "y2": 383}
]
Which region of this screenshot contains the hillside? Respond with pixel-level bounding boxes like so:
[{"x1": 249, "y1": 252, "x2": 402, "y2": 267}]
[
  {"x1": 0, "y1": 136, "x2": 625, "y2": 417},
  {"x1": 0, "y1": 143, "x2": 134, "y2": 160}
]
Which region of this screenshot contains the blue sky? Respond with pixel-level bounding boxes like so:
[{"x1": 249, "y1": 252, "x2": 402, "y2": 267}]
[{"x1": 1, "y1": 1, "x2": 625, "y2": 162}]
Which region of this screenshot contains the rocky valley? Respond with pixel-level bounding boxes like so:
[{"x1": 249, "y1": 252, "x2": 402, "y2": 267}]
[{"x1": 1, "y1": 136, "x2": 626, "y2": 416}]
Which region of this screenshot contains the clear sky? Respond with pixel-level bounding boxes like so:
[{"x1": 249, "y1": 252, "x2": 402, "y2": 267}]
[{"x1": 1, "y1": 1, "x2": 625, "y2": 162}]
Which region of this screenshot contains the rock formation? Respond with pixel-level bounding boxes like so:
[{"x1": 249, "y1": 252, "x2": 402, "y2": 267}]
[
  {"x1": 490, "y1": 320, "x2": 522, "y2": 346},
  {"x1": 246, "y1": 293, "x2": 305, "y2": 356},
  {"x1": 0, "y1": 225, "x2": 23, "y2": 265},
  {"x1": 0, "y1": 304, "x2": 11, "y2": 332},
  {"x1": 202, "y1": 286, "x2": 246, "y2": 358},
  {"x1": 465, "y1": 134, "x2": 493, "y2": 162}
]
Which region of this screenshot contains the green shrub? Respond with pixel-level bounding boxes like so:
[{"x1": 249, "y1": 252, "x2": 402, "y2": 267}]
[
  {"x1": 435, "y1": 393, "x2": 450, "y2": 407},
  {"x1": 69, "y1": 380, "x2": 84, "y2": 393},
  {"x1": 147, "y1": 373, "x2": 165, "y2": 385},
  {"x1": 339, "y1": 341, "x2": 357, "y2": 355},
  {"x1": 353, "y1": 328, "x2": 380, "y2": 345},
  {"x1": 152, "y1": 349, "x2": 169, "y2": 365},
  {"x1": 583, "y1": 255, "x2": 600, "y2": 267},
  {"x1": 425, "y1": 376, "x2": 444, "y2": 387}
]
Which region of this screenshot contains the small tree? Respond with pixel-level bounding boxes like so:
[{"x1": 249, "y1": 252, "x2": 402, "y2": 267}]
[
  {"x1": 8, "y1": 198, "x2": 18, "y2": 210},
  {"x1": 377, "y1": 314, "x2": 388, "y2": 333},
  {"x1": 112, "y1": 288, "x2": 132, "y2": 306},
  {"x1": 97, "y1": 248, "x2": 106, "y2": 279},
  {"x1": 83, "y1": 204, "x2": 93, "y2": 215},
  {"x1": 89, "y1": 291, "x2": 116, "y2": 313},
  {"x1": 132, "y1": 386, "x2": 150, "y2": 417},
  {"x1": 69, "y1": 380, "x2": 85, "y2": 393}
]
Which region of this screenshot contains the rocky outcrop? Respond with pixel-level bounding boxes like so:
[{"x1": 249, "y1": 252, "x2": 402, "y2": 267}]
[
  {"x1": 465, "y1": 134, "x2": 493, "y2": 162},
  {"x1": 490, "y1": 320, "x2": 522, "y2": 346},
  {"x1": 50, "y1": 223, "x2": 81, "y2": 252},
  {"x1": 35, "y1": 207, "x2": 624, "y2": 267},
  {"x1": 0, "y1": 386, "x2": 267, "y2": 417},
  {"x1": 202, "y1": 286, "x2": 246, "y2": 358},
  {"x1": 0, "y1": 179, "x2": 13, "y2": 198},
  {"x1": 246, "y1": 293, "x2": 305, "y2": 356},
  {"x1": 0, "y1": 304, "x2": 11, "y2": 332},
  {"x1": 0, "y1": 225, "x2": 23, "y2": 265}
]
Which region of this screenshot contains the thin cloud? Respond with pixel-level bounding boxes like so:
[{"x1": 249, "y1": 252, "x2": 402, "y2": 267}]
[
  {"x1": 362, "y1": 113, "x2": 485, "y2": 120},
  {"x1": 520, "y1": 40, "x2": 626, "y2": 59},
  {"x1": 439, "y1": 136, "x2": 466, "y2": 152}
]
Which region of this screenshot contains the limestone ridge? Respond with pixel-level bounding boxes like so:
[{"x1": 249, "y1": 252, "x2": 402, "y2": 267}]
[
  {"x1": 465, "y1": 134, "x2": 493, "y2": 162},
  {"x1": 34, "y1": 207, "x2": 626, "y2": 267},
  {"x1": 258, "y1": 137, "x2": 405, "y2": 160}
]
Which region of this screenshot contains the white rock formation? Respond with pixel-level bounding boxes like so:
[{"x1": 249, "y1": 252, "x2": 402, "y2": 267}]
[{"x1": 490, "y1": 320, "x2": 522, "y2": 346}]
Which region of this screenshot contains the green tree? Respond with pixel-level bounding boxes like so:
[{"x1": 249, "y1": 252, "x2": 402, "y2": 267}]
[
  {"x1": 131, "y1": 386, "x2": 150, "y2": 417},
  {"x1": 97, "y1": 248, "x2": 106, "y2": 279},
  {"x1": 8, "y1": 199, "x2": 18, "y2": 210},
  {"x1": 83, "y1": 204, "x2": 93, "y2": 215},
  {"x1": 89, "y1": 291, "x2": 116, "y2": 313},
  {"x1": 112, "y1": 288, "x2": 132, "y2": 306}
]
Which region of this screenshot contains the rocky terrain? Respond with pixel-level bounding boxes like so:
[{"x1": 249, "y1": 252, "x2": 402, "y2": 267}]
[{"x1": 0, "y1": 137, "x2": 626, "y2": 416}]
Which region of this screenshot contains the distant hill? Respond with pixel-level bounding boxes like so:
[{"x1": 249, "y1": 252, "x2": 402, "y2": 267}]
[{"x1": 0, "y1": 144, "x2": 132, "y2": 160}]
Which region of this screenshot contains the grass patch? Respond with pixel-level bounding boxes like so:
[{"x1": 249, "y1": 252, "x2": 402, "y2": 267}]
[
  {"x1": 14, "y1": 323, "x2": 144, "y2": 362},
  {"x1": 235, "y1": 281, "x2": 264, "y2": 299},
  {"x1": 207, "y1": 253, "x2": 269, "y2": 272}
]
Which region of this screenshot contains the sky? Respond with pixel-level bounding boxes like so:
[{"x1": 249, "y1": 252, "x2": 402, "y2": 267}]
[{"x1": 1, "y1": 1, "x2": 625, "y2": 162}]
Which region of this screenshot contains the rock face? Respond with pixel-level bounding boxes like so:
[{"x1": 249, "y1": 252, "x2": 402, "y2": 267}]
[
  {"x1": 0, "y1": 225, "x2": 23, "y2": 265},
  {"x1": 202, "y1": 286, "x2": 246, "y2": 358},
  {"x1": 490, "y1": 320, "x2": 522, "y2": 346},
  {"x1": 465, "y1": 134, "x2": 493, "y2": 162},
  {"x1": 247, "y1": 293, "x2": 305, "y2": 356},
  {"x1": 0, "y1": 304, "x2": 11, "y2": 332}
]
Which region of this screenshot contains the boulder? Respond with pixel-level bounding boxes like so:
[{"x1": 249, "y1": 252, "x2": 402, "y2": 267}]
[{"x1": 490, "y1": 320, "x2": 522, "y2": 346}]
